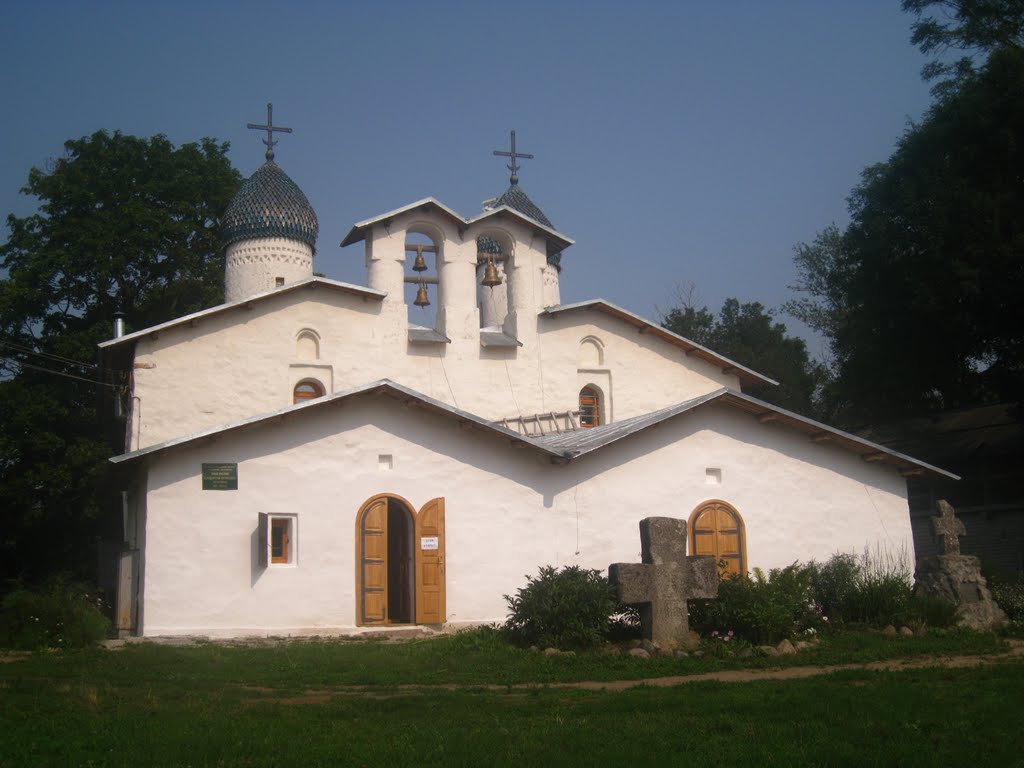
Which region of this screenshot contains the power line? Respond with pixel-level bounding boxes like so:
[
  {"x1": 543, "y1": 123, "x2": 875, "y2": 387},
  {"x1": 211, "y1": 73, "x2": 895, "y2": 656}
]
[
  {"x1": 0, "y1": 339, "x2": 98, "y2": 371},
  {"x1": 2, "y1": 357, "x2": 122, "y2": 389}
]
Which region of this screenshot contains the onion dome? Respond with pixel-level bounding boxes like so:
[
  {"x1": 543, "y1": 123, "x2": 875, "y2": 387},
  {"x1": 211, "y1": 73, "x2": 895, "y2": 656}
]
[{"x1": 222, "y1": 161, "x2": 319, "y2": 250}]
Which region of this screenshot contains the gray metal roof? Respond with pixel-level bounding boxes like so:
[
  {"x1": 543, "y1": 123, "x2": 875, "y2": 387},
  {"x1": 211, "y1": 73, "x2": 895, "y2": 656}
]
[
  {"x1": 542, "y1": 300, "x2": 777, "y2": 389},
  {"x1": 109, "y1": 378, "x2": 956, "y2": 481},
  {"x1": 531, "y1": 387, "x2": 958, "y2": 479},
  {"x1": 222, "y1": 161, "x2": 319, "y2": 249},
  {"x1": 110, "y1": 380, "x2": 565, "y2": 467},
  {"x1": 98, "y1": 277, "x2": 385, "y2": 349}
]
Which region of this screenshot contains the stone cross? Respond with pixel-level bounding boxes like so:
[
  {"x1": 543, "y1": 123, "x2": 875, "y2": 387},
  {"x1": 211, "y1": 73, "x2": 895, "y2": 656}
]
[
  {"x1": 931, "y1": 499, "x2": 967, "y2": 555},
  {"x1": 609, "y1": 517, "x2": 719, "y2": 650}
]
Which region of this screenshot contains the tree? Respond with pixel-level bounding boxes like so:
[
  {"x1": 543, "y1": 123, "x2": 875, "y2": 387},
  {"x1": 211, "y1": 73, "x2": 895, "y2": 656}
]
[
  {"x1": 903, "y1": 0, "x2": 1024, "y2": 92},
  {"x1": 0, "y1": 131, "x2": 240, "y2": 583},
  {"x1": 787, "y1": 45, "x2": 1024, "y2": 425},
  {"x1": 663, "y1": 290, "x2": 825, "y2": 417}
]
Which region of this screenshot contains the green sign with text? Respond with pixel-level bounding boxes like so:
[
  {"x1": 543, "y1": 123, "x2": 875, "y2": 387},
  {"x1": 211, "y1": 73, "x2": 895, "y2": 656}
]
[{"x1": 202, "y1": 463, "x2": 238, "y2": 491}]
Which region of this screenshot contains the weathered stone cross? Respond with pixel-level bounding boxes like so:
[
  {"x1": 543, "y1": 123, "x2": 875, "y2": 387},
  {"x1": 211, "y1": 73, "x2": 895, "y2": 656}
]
[
  {"x1": 931, "y1": 499, "x2": 967, "y2": 555},
  {"x1": 609, "y1": 517, "x2": 719, "y2": 650}
]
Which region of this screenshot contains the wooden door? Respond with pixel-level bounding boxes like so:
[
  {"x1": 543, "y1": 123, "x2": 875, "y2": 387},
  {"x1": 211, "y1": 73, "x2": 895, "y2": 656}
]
[
  {"x1": 415, "y1": 498, "x2": 446, "y2": 625},
  {"x1": 691, "y1": 500, "x2": 745, "y2": 577},
  {"x1": 358, "y1": 497, "x2": 388, "y2": 625}
]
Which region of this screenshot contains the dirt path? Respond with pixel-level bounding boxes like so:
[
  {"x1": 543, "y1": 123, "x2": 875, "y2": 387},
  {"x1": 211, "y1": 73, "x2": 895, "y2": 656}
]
[
  {"x1": 234, "y1": 639, "x2": 1024, "y2": 701},
  {"x1": 535, "y1": 640, "x2": 1024, "y2": 691}
]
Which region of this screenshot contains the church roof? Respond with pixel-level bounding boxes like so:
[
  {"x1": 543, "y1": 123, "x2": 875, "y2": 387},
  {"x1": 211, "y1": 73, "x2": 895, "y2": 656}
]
[
  {"x1": 97, "y1": 277, "x2": 384, "y2": 350},
  {"x1": 542, "y1": 300, "x2": 777, "y2": 389},
  {"x1": 222, "y1": 161, "x2": 319, "y2": 249},
  {"x1": 530, "y1": 388, "x2": 956, "y2": 479},
  {"x1": 109, "y1": 379, "x2": 956, "y2": 480}
]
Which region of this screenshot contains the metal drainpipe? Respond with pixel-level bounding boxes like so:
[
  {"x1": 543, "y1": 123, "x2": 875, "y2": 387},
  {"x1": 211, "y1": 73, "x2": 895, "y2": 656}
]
[{"x1": 113, "y1": 311, "x2": 126, "y2": 418}]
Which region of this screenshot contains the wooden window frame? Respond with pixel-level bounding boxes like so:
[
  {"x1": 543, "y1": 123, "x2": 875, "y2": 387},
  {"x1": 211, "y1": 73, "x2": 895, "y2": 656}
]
[
  {"x1": 579, "y1": 386, "x2": 602, "y2": 428},
  {"x1": 293, "y1": 379, "x2": 325, "y2": 404},
  {"x1": 258, "y1": 513, "x2": 297, "y2": 568}
]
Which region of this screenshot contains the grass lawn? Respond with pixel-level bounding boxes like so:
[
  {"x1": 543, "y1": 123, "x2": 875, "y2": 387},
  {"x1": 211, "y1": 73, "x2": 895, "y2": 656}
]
[{"x1": 1, "y1": 630, "x2": 1020, "y2": 767}]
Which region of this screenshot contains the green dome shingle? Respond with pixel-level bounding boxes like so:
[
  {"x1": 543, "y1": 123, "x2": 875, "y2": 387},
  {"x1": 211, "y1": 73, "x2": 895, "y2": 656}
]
[
  {"x1": 492, "y1": 183, "x2": 553, "y2": 228},
  {"x1": 222, "y1": 161, "x2": 319, "y2": 249}
]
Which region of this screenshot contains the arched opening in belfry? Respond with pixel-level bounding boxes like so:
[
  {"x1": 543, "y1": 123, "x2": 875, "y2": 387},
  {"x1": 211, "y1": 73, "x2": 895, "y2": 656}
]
[
  {"x1": 404, "y1": 230, "x2": 439, "y2": 331},
  {"x1": 476, "y1": 231, "x2": 513, "y2": 330}
]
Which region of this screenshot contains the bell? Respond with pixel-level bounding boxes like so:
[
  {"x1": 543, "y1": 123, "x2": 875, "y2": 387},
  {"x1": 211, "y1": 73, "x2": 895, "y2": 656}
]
[
  {"x1": 414, "y1": 281, "x2": 431, "y2": 307},
  {"x1": 412, "y1": 248, "x2": 428, "y2": 272},
  {"x1": 481, "y1": 259, "x2": 502, "y2": 288}
]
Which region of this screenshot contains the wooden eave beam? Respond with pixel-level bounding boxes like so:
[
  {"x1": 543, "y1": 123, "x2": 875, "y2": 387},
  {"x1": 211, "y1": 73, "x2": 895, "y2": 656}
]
[
  {"x1": 899, "y1": 467, "x2": 926, "y2": 477},
  {"x1": 810, "y1": 432, "x2": 832, "y2": 443},
  {"x1": 757, "y1": 412, "x2": 779, "y2": 424},
  {"x1": 862, "y1": 452, "x2": 887, "y2": 463}
]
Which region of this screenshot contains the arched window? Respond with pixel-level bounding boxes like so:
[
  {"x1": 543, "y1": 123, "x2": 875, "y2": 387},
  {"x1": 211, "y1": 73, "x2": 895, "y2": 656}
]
[
  {"x1": 689, "y1": 500, "x2": 747, "y2": 577},
  {"x1": 293, "y1": 379, "x2": 325, "y2": 404},
  {"x1": 579, "y1": 386, "x2": 602, "y2": 428}
]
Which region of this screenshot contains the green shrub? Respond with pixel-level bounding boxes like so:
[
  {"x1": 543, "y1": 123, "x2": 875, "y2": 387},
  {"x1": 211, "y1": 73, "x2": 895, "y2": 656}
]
[
  {"x1": 0, "y1": 576, "x2": 111, "y2": 650},
  {"x1": 694, "y1": 564, "x2": 820, "y2": 645},
  {"x1": 991, "y1": 578, "x2": 1024, "y2": 628},
  {"x1": 806, "y1": 553, "x2": 859, "y2": 622},
  {"x1": 503, "y1": 565, "x2": 617, "y2": 649}
]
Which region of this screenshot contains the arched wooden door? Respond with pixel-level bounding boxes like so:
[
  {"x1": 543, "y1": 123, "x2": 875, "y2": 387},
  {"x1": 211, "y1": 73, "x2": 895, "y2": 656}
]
[
  {"x1": 356, "y1": 495, "x2": 445, "y2": 626},
  {"x1": 689, "y1": 500, "x2": 746, "y2": 577}
]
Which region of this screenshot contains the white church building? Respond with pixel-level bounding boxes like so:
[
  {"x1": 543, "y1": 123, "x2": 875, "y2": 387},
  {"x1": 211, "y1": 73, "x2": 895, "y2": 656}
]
[{"x1": 100, "y1": 120, "x2": 953, "y2": 637}]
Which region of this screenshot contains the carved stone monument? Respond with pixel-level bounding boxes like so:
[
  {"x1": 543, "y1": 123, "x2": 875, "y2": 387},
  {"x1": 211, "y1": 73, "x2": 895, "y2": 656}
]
[
  {"x1": 609, "y1": 517, "x2": 719, "y2": 650},
  {"x1": 914, "y1": 500, "x2": 1007, "y2": 630}
]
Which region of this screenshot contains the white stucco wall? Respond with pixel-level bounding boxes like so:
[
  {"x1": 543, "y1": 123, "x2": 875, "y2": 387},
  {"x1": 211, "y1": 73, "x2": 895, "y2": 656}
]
[
  {"x1": 224, "y1": 237, "x2": 314, "y2": 303},
  {"x1": 138, "y1": 398, "x2": 912, "y2": 637},
  {"x1": 128, "y1": 289, "x2": 740, "y2": 450}
]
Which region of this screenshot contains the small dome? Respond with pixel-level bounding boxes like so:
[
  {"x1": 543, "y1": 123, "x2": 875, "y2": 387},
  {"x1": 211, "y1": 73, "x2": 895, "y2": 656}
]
[
  {"x1": 488, "y1": 183, "x2": 562, "y2": 267},
  {"x1": 492, "y1": 183, "x2": 553, "y2": 229},
  {"x1": 222, "y1": 161, "x2": 319, "y2": 250}
]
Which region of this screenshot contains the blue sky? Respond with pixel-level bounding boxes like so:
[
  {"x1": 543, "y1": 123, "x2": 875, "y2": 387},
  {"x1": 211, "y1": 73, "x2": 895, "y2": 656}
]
[{"x1": 1, "y1": 1, "x2": 933, "y2": 357}]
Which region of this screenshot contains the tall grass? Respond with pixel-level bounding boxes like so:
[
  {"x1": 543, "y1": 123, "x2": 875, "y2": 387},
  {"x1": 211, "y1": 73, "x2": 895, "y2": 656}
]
[{"x1": 808, "y1": 547, "x2": 916, "y2": 627}]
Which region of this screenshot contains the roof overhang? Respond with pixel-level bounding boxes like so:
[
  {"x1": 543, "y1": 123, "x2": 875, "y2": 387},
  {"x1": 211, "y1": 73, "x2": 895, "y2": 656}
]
[
  {"x1": 98, "y1": 278, "x2": 385, "y2": 350},
  {"x1": 533, "y1": 388, "x2": 958, "y2": 480},
  {"x1": 466, "y1": 206, "x2": 574, "y2": 252},
  {"x1": 339, "y1": 198, "x2": 575, "y2": 253},
  {"x1": 542, "y1": 300, "x2": 777, "y2": 389},
  {"x1": 109, "y1": 380, "x2": 568, "y2": 468},
  {"x1": 340, "y1": 198, "x2": 468, "y2": 247}
]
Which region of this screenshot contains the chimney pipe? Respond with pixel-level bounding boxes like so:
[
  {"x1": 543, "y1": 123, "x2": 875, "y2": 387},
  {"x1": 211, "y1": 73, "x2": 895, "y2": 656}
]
[{"x1": 113, "y1": 311, "x2": 126, "y2": 339}]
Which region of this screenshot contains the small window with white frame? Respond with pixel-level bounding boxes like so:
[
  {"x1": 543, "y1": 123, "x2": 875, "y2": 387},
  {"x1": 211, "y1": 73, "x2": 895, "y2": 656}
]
[{"x1": 258, "y1": 513, "x2": 297, "y2": 567}]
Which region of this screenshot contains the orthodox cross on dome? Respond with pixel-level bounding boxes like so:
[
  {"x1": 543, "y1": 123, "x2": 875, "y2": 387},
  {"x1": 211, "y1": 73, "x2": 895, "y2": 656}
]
[
  {"x1": 931, "y1": 499, "x2": 967, "y2": 555},
  {"x1": 247, "y1": 102, "x2": 293, "y2": 162},
  {"x1": 493, "y1": 129, "x2": 534, "y2": 185}
]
